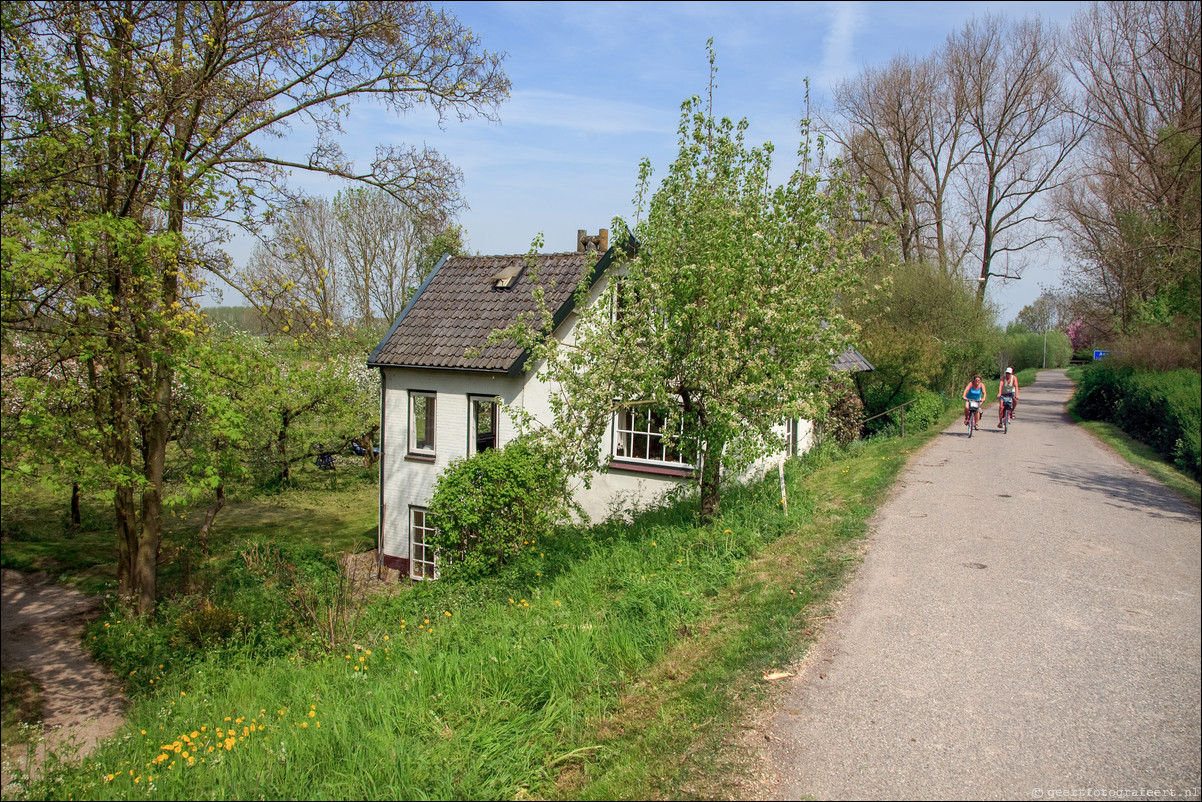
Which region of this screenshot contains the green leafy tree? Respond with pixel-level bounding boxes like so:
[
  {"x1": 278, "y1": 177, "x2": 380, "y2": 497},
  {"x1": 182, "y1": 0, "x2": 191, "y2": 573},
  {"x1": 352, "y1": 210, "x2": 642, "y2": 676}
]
[
  {"x1": 853, "y1": 260, "x2": 1000, "y2": 414},
  {"x1": 505, "y1": 46, "x2": 869, "y2": 520},
  {"x1": 1, "y1": 1, "x2": 508, "y2": 614}
]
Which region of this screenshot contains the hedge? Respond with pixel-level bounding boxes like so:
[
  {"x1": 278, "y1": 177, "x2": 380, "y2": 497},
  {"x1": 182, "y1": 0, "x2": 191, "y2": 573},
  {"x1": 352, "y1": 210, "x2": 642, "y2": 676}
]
[{"x1": 1072, "y1": 363, "x2": 1201, "y2": 479}]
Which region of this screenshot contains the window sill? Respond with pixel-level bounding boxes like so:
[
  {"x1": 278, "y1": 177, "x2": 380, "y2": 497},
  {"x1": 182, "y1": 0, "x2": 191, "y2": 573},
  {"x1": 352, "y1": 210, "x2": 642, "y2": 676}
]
[
  {"x1": 607, "y1": 458, "x2": 695, "y2": 479},
  {"x1": 405, "y1": 452, "x2": 436, "y2": 463}
]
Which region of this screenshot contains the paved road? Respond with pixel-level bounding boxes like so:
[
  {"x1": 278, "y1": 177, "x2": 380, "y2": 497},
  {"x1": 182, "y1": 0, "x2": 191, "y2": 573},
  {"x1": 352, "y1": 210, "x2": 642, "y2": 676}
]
[{"x1": 756, "y1": 370, "x2": 1201, "y2": 801}]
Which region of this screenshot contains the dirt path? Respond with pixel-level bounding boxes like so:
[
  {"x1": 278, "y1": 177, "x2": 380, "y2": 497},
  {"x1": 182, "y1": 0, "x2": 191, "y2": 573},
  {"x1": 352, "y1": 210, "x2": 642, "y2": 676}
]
[
  {"x1": 1, "y1": 569, "x2": 127, "y2": 791},
  {"x1": 750, "y1": 370, "x2": 1201, "y2": 799}
]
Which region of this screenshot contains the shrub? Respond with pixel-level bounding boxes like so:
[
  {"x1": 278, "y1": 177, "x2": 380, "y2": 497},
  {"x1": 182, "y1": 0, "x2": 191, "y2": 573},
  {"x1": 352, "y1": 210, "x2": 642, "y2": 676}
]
[
  {"x1": 427, "y1": 437, "x2": 573, "y2": 580},
  {"x1": 1108, "y1": 324, "x2": 1201, "y2": 372},
  {"x1": 173, "y1": 600, "x2": 245, "y2": 649},
  {"x1": 1071, "y1": 363, "x2": 1201, "y2": 479},
  {"x1": 818, "y1": 376, "x2": 865, "y2": 445},
  {"x1": 900, "y1": 391, "x2": 945, "y2": 433}
]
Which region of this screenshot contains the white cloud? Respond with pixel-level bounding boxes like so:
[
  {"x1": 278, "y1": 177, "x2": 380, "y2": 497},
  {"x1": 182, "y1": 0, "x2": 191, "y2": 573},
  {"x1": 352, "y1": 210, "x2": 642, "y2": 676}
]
[{"x1": 820, "y1": 1, "x2": 866, "y2": 86}]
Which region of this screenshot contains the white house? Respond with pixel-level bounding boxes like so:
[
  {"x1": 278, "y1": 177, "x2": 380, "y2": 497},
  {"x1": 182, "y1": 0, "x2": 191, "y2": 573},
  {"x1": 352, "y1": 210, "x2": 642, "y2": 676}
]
[{"x1": 367, "y1": 229, "x2": 871, "y2": 580}]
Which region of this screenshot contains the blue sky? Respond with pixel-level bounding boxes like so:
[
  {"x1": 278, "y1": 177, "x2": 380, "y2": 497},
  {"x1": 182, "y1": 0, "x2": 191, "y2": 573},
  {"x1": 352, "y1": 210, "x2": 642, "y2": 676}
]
[{"x1": 223, "y1": 1, "x2": 1091, "y2": 323}]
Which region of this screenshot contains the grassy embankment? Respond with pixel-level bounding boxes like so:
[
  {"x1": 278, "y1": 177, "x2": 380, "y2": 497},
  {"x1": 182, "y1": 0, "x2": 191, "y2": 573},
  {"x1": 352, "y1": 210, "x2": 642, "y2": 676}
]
[
  {"x1": 2, "y1": 417, "x2": 952, "y2": 800},
  {"x1": 1064, "y1": 365, "x2": 1201, "y2": 509}
]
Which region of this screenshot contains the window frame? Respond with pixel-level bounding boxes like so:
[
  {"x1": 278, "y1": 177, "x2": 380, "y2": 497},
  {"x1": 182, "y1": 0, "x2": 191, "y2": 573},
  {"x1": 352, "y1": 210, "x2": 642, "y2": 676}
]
[
  {"x1": 467, "y1": 394, "x2": 499, "y2": 455},
  {"x1": 784, "y1": 418, "x2": 800, "y2": 457},
  {"x1": 610, "y1": 403, "x2": 695, "y2": 475},
  {"x1": 409, "y1": 506, "x2": 439, "y2": 580},
  {"x1": 407, "y1": 390, "x2": 436, "y2": 458}
]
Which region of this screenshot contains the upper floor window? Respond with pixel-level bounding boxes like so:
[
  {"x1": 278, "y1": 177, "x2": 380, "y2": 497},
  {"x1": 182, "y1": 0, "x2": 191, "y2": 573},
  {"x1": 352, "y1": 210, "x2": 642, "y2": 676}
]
[
  {"x1": 409, "y1": 391, "x2": 436, "y2": 455},
  {"x1": 469, "y1": 395, "x2": 498, "y2": 454}
]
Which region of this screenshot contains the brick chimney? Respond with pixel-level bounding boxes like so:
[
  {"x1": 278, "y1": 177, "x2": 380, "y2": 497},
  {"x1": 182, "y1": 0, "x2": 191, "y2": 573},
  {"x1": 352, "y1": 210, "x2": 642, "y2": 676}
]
[{"x1": 577, "y1": 229, "x2": 609, "y2": 253}]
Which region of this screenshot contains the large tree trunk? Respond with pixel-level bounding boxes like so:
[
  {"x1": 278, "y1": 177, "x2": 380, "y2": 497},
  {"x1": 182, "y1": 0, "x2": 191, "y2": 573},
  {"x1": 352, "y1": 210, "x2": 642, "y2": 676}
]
[{"x1": 115, "y1": 486, "x2": 137, "y2": 601}]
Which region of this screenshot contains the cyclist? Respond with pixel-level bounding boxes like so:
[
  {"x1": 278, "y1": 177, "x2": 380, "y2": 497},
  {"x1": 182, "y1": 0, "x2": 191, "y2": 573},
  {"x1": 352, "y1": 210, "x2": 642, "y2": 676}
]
[
  {"x1": 962, "y1": 374, "x2": 986, "y2": 429},
  {"x1": 997, "y1": 367, "x2": 1019, "y2": 427}
]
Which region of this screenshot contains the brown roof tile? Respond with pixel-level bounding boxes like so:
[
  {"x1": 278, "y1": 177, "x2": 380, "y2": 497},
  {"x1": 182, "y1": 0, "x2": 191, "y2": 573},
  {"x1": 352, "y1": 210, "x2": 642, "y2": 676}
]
[{"x1": 368, "y1": 251, "x2": 606, "y2": 373}]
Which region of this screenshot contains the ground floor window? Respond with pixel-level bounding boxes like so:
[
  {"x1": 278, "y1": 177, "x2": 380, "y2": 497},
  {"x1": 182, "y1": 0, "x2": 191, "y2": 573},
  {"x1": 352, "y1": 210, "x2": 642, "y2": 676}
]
[
  {"x1": 784, "y1": 418, "x2": 800, "y2": 456},
  {"x1": 409, "y1": 506, "x2": 438, "y2": 580},
  {"x1": 613, "y1": 406, "x2": 690, "y2": 466}
]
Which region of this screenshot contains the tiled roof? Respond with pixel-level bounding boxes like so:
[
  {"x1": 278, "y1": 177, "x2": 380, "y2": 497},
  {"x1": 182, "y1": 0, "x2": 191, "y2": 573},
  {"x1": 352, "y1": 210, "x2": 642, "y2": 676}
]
[
  {"x1": 368, "y1": 251, "x2": 607, "y2": 373},
  {"x1": 832, "y1": 347, "x2": 874, "y2": 372},
  {"x1": 367, "y1": 246, "x2": 873, "y2": 376}
]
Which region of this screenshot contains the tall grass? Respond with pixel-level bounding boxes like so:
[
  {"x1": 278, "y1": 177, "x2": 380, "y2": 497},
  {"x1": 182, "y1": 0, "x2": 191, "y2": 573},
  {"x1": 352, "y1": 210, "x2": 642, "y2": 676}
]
[{"x1": 7, "y1": 435, "x2": 928, "y2": 801}]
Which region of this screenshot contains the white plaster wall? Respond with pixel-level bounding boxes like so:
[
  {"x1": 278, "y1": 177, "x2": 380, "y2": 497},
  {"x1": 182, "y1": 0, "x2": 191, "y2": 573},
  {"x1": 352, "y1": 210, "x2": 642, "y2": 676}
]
[{"x1": 379, "y1": 368, "x2": 524, "y2": 562}]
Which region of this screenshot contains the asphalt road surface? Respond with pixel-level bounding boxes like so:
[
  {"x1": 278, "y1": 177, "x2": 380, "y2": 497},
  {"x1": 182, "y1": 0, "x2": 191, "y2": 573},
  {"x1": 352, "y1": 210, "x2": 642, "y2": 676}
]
[{"x1": 756, "y1": 369, "x2": 1201, "y2": 801}]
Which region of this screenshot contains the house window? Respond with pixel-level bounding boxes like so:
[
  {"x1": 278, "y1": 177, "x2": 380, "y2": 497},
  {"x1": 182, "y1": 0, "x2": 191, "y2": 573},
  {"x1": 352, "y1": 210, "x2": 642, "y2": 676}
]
[
  {"x1": 613, "y1": 406, "x2": 689, "y2": 466},
  {"x1": 409, "y1": 507, "x2": 438, "y2": 580},
  {"x1": 469, "y1": 395, "x2": 498, "y2": 454},
  {"x1": 408, "y1": 391, "x2": 435, "y2": 455},
  {"x1": 784, "y1": 418, "x2": 799, "y2": 457}
]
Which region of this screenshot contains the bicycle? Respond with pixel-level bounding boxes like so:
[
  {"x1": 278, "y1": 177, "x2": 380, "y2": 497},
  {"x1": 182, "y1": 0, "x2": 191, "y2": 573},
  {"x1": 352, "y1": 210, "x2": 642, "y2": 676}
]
[
  {"x1": 965, "y1": 400, "x2": 981, "y2": 437},
  {"x1": 1000, "y1": 395, "x2": 1014, "y2": 434}
]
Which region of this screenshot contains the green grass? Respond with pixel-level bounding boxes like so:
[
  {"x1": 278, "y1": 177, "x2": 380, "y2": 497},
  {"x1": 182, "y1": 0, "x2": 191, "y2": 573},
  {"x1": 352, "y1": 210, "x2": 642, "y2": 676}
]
[
  {"x1": 0, "y1": 460, "x2": 378, "y2": 597},
  {"x1": 1, "y1": 668, "x2": 44, "y2": 745},
  {"x1": 1, "y1": 419, "x2": 947, "y2": 801}
]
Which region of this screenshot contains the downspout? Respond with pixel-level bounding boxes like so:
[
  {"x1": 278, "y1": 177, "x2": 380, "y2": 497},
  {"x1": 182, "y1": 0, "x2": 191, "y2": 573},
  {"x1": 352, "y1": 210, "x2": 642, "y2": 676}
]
[{"x1": 377, "y1": 367, "x2": 386, "y2": 578}]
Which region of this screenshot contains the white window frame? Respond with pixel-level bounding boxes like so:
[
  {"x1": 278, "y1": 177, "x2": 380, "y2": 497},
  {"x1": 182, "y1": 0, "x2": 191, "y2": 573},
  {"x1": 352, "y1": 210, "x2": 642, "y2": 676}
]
[
  {"x1": 612, "y1": 405, "x2": 692, "y2": 467},
  {"x1": 784, "y1": 418, "x2": 800, "y2": 457},
  {"x1": 408, "y1": 391, "x2": 436, "y2": 455},
  {"x1": 468, "y1": 395, "x2": 498, "y2": 455},
  {"x1": 409, "y1": 506, "x2": 438, "y2": 580}
]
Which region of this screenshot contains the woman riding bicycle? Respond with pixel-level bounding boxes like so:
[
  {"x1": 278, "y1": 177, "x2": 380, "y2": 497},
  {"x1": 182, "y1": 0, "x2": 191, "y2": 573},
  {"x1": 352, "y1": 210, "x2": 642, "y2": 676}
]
[
  {"x1": 997, "y1": 367, "x2": 1019, "y2": 427},
  {"x1": 962, "y1": 375, "x2": 986, "y2": 430}
]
